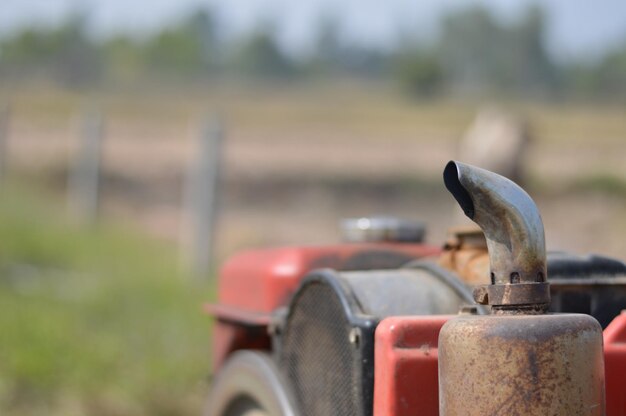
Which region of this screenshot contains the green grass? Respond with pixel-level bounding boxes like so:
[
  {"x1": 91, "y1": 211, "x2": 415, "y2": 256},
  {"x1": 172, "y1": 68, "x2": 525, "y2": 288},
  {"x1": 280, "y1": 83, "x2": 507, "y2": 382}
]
[{"x1": 0, "y1": 185, "x2": 213, "y2": 415}]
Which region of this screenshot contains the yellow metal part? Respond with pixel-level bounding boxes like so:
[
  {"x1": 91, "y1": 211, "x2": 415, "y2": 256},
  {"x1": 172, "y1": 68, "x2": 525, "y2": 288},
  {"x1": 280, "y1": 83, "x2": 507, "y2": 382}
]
[{"x1": 438, "y1": 226, "x2": 490, "y2": 286}]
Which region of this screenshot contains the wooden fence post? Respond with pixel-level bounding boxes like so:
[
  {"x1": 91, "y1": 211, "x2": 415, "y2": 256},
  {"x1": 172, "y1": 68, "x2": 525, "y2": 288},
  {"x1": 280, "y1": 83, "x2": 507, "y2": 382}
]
[
  {"x1": 0, "y1": 102, "x2": 10, "y2": 185},
  {"x1": 182, "y1": 114, "x2": 224, "y2": 279},
  {"x1": 68, "y1": 108, "x2": 104, "y2": 224}
]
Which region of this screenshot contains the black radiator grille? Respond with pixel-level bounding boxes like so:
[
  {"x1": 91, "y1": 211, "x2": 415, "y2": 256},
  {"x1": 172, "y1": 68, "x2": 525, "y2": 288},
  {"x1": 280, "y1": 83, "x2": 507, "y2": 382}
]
[{"x1": 280, "y1": 281, "x2": 357, "y2": 416}]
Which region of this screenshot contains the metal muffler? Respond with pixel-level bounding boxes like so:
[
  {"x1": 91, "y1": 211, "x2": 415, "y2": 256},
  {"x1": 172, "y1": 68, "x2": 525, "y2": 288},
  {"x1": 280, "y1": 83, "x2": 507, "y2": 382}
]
[{"x1": 439, "y1": 161, "x2": 605, "y2": 415}]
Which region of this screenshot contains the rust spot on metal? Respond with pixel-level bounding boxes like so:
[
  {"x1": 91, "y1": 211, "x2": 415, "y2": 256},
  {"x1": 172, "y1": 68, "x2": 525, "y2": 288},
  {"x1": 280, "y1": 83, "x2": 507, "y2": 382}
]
[
  {"x1": 486, "y1": 282, "x2": 551, "y2": 312},
  {"x1": 472, "y1": 286, "x2": 489, "y2": 305}
]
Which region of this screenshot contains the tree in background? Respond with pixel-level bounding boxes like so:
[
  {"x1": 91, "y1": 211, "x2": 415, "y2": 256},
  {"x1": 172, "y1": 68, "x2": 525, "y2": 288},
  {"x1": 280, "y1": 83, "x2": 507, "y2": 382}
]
[
  {"x1": 103, "y1": 36, "x2": 144, "y2": 84},
  {"x1": 593, "y1": 43, "x2": 626, "y2": 99},
  {"x1": 53, "y1": 13, "x2": 103, "y2": 87},
  {"x1": 434, "y1": 4, "x2": 556, "y2": 96},
  {"x1": 307, "y1": 14, "x2": 389, "y2": 78},
  {"x1": 307, "y1": 15, "x2": 344, "y2": 76},
  {"x1": 0, "y1": 3, "x2": 625, "y2": 101},
  {"x1": 437, "y1": 5, "x2": 503, "y2": 93},
  {"x1": 394, "y1": 48, "x2": 443, "y2": 97},
  {"x1": 144, "y1": 9, "x2": 218, "y2": 79},
  {"x1": 0, "y1": 12, "x2": 101, "y2": 88},
  {"x1": 506, "y1": 5, "x2": 558, "y2": 93},
  {"x1": 229, "y1": 24, "x2": 296, "y2": 79}
]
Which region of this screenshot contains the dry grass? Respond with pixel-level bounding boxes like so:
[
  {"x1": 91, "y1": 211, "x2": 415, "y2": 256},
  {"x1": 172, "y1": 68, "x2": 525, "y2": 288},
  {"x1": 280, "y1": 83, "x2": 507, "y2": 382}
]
[{"x1": 2, "y1": 82, "x2": 626, "y2": 257}]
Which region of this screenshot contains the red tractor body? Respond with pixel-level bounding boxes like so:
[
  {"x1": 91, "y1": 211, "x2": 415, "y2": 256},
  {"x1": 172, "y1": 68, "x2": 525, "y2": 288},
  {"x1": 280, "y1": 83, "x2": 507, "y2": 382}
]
[
  {"x1": 206, "y1": 243, "x2": 626, "y2": 416},
  {"x1": 208, "y1": 242, "x2": 441, "y2": 370},
  {"x1": 205, "y1": 163, "x2": 626, "y2": 416},
  {"x1": 207, "y1": 243, "x2": 626, "y2": 416}
]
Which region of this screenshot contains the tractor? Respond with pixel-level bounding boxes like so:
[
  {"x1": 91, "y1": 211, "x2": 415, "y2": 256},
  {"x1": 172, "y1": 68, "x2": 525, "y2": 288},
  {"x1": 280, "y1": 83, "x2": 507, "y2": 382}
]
[{"x1": 205, "y1": 161, "x2": 626, "y2": 416}]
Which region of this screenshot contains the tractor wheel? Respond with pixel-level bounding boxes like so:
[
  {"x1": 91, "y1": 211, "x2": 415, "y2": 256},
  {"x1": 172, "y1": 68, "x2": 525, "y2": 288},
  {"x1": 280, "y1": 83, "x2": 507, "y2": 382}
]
[{"x1": 205, "y1": 350, "x2": 299, "y2": 416}]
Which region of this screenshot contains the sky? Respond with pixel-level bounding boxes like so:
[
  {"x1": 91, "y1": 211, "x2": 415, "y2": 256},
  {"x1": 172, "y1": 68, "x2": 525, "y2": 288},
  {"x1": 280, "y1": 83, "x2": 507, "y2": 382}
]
[{"x1": 1, "y1": 0, "x2": 625, "y2": 62}]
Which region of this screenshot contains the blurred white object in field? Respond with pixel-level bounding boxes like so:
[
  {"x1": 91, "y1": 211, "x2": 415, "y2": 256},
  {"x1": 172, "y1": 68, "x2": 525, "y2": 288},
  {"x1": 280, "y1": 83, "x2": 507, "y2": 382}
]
[{"x1": 458, "y1": 107, "x2": 531, "y2": 185}]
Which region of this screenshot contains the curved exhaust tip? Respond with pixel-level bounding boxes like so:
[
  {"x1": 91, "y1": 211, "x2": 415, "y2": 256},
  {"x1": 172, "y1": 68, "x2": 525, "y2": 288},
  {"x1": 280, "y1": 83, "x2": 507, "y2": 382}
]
[
  {"x1": 443, "y1": 161, "x2": 474, "y2": 219},
  {"x1": 443, "y1": 160, "x2": 549, "y2": 312}
]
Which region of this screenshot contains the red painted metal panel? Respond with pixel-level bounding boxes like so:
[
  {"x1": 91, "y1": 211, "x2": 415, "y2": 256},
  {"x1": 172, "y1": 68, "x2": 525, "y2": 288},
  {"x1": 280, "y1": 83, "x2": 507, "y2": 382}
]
[
  {"x1": 605, "y1": 311, "x2": 626, "y2": 416},
  {"x1": 216, "y1": 243, "x2": 440, "y2": 314},
  {"x1": 374, "y1": 316, "x2": 452, "y2": 416},
  {"x1": 209, "y1": 243, "x2": 440, "y2": 369}
]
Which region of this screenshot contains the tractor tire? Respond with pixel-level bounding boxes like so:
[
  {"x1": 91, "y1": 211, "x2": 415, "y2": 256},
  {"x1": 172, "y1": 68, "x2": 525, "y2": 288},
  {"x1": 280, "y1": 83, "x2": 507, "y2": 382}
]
[{"x1": 205, "y1": 350, "x2": 299, "y2": 416}]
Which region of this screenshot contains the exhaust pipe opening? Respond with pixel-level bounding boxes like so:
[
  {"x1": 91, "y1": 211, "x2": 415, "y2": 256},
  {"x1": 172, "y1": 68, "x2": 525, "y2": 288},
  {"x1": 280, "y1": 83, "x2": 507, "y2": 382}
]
[{"x1": 443, "y1": 161, "x2": 475, "y2": 219}]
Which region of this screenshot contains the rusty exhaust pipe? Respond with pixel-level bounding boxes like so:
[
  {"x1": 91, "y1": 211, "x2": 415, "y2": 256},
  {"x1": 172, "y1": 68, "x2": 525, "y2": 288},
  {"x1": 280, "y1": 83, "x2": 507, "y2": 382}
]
[
  {"x1": 439, "y1": 161, "x2": 605, "y2": 416},
  {"x1": 443, "y1": 160, "x2": 549, "y2": 312}
]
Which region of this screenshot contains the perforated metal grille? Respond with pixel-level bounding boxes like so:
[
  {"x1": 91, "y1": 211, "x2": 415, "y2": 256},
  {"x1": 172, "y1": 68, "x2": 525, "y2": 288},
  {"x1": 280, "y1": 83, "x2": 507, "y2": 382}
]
[{"x1": 280, "y1": 281, "x2": 357, "y2": 416}]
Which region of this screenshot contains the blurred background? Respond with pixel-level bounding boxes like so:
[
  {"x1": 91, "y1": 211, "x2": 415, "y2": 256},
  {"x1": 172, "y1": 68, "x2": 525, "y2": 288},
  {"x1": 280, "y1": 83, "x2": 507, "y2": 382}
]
[{"x1": 1, "y1": 0, "x2": 625, "y2": 414}]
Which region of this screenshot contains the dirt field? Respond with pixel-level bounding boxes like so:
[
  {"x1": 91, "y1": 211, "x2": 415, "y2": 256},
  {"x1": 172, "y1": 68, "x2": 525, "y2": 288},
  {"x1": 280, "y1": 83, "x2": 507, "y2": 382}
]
[{"x1": 4, "y1": 82, "x2": 626, "y2": 262}]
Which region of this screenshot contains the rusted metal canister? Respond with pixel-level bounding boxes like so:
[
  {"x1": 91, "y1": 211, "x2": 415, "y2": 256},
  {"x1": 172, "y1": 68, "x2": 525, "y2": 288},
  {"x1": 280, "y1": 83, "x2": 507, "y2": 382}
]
[
  {"x1": 439, "y1": 161, "x2": 606, "y2": 415},
  {"x1": 439, "y1": 313, "x2": 605, "y2": 415}
]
